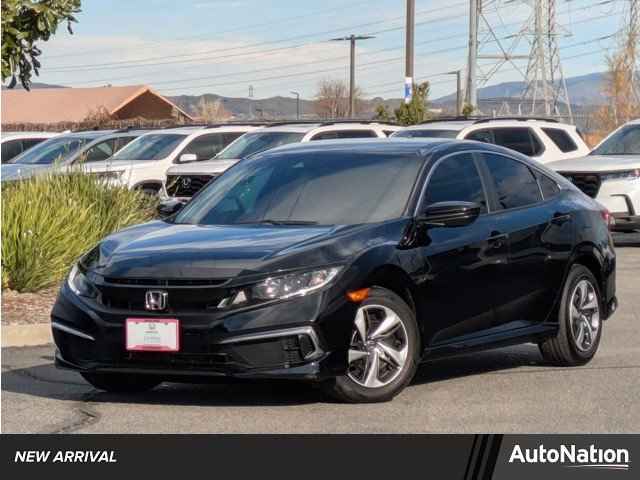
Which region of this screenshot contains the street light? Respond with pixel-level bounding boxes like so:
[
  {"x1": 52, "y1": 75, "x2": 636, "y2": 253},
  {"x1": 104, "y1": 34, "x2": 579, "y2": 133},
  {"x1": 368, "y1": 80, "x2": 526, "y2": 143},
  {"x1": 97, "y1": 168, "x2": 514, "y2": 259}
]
[
  {"x1": 330, "y1": 34, "x2": 375, "y2": 118},
  {"x1": 290, "y1": 91, "x2": 300, "y2": 120}
]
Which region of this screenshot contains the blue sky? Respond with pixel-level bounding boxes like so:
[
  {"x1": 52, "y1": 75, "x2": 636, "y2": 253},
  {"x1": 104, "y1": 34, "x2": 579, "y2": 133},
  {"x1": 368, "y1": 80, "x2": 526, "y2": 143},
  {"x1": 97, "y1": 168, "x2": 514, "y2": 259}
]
[{"x1": 35, "y1": 0, "x2": 628, "y2": 100}]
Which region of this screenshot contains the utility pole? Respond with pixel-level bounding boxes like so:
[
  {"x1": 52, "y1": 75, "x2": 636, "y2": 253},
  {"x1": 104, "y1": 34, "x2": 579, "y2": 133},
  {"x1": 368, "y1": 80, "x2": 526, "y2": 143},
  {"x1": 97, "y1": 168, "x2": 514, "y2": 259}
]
[
  {"x1": 290, "y1": 91, "x2": 300, "y2": 119},
  {"x1": 450, "y1": 70, "x2": 462, "y2": 116},
  {"x1": 330, "y1": 34, "x2": 375, "y2": 118},
  {"x1": 248, "y1": 85, "x2": 254, "y2": 119},
  {"x1": 465, "y1": 0, "x2": 479, "y2": 112},
  {"x1": 405, "y1": 0, "x2": 415, "y2": 104}
]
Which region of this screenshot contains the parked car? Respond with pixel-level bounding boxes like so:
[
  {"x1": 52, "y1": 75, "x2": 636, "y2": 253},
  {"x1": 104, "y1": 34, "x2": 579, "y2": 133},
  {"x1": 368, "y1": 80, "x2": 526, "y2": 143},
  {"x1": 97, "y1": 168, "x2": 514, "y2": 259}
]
[
  {"x1": 1, "y1": 129, "x2": 149, "y2": 183},
  {"x1": 86, "y1": 125, "x2": 261, "y2": 195},
  {"x1": 548, "y1": 119, "x2": 640, "y2": 231},
  {"x1": 162, "y1": 121, "x2": 396, "y2": 200},
  {"x1": 392, "y1": 117, "x2": 590, "y2": 163},
  {"x1": 1, "y1": 131, "x2": 60, "y2": 163},
  {"x1": 53, "y1": 139, "x2": 616, "y2": 403}
]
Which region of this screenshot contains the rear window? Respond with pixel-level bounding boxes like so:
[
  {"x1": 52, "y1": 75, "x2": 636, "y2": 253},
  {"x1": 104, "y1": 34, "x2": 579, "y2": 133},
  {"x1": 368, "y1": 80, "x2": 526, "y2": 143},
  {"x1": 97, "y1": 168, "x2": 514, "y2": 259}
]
[
  {"x1": 542, "y1": 128, "x2": 578, "y2": 153},
  {"x1": 310, "y1": 129, "x2": 378, "y2": 140},
  {"x1": 393, "y1": 129, "x2": 459, "y2": 139}
]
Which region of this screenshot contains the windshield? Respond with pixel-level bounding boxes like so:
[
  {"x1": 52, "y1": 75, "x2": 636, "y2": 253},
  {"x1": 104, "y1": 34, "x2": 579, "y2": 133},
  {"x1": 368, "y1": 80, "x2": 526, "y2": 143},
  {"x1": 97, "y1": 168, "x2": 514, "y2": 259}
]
[
  {"x1": 113, "y1": 133, "x2": 187, "y2": 160},
  {"x1": 393, "y1": 129, "x2": 459, "y2": 139},
  {"x1": 215, "y1": 131, "x2": 305, "y2": 160},
  {"x1": 174, "y1": 150, "x2": 423, "y2": 226},
  {"x1": 8, "y1": 136, "x2": 95, "y2": 165},
  {"x1": 591, "y1": 125, "x2": 640, "y2": 155}
]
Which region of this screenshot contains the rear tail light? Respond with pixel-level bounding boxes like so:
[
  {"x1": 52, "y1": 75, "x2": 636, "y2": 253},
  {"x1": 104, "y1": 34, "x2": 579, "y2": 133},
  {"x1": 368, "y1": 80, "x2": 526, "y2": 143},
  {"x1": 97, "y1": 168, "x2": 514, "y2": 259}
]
[{"x1": 601, "y1": 209, "x2": 615, "y2": 230}]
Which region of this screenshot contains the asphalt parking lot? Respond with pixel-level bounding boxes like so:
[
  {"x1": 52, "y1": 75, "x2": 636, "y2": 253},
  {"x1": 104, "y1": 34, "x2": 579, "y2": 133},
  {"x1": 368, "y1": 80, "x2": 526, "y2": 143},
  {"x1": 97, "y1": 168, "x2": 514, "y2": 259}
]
[{"x1": 2, "y1": 246, "x2": 638, "y2": 434}]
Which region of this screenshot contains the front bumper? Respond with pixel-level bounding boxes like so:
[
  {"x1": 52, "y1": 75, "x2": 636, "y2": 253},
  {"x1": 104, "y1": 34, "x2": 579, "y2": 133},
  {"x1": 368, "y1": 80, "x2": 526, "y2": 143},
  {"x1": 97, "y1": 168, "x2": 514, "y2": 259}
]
[{"x1": 51, "y1": 283, "x2": 355, "y2": 381}]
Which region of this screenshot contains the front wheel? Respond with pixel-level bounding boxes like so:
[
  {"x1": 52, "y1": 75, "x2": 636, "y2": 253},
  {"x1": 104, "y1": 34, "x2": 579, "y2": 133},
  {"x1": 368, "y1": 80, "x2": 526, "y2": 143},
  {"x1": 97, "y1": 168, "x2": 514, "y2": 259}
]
[
  {"x1": 81, "y1": 372, "x2": 162, "y2": 393},
  {"x1": 539, "y1": 264, "x2": 603, "y2": 366},
  {"x1": 321, "y1": 287, "x2": 420, "y2": 403}
]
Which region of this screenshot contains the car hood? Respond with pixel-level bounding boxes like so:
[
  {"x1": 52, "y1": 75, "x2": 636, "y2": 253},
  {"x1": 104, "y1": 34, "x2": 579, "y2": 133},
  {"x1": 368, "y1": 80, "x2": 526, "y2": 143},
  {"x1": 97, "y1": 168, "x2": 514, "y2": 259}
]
[
  {"x1": 1, "y1": 163, "x2": 50, "y2": 182},
  {"x1": 87, "y1": 220, "x2": 407, "y2": 280},
  {"x1": 547, "y1": 154, "x2": 640, "y2": 173},
  {"x1": 166, "y1": 159, "x2": 239, "y2": 175}
]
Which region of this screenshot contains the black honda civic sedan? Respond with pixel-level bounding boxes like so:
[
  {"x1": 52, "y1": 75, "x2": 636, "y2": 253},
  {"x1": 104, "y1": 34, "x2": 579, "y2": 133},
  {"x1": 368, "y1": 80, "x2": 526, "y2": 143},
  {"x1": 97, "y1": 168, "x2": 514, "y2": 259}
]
[{"x1": 52, "y1": 139, "x2": 617, "y2": 402}]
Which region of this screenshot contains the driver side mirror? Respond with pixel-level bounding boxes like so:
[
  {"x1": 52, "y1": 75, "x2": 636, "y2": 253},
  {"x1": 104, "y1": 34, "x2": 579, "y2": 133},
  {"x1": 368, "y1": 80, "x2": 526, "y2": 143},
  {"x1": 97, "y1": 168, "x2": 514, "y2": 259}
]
[
  {"x1": 178, "y1": 153, "x2": 198, "y2": 163},
  {"x1": 417, "y1": 201, "x2": 482, "y2": 228},
  {"x1": 157, "y1": 199, "x2": 186, "y2": 218}
]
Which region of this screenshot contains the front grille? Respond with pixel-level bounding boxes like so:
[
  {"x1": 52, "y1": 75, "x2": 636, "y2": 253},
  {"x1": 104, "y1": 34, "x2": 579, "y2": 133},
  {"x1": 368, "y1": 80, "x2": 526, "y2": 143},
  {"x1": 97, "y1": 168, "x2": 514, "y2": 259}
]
[
  {"x1": 561, "y1": 172, "x2": 602, "y2": 198},
  {"x1": 166, "y1": 174, "x2": 216, "y2": 197},
  {"x1": 97, "y1": 282, "x2": 230, "y2": 312},
  {"x1": 104, "y1": 277, "x2": 226, "y2": 287}
]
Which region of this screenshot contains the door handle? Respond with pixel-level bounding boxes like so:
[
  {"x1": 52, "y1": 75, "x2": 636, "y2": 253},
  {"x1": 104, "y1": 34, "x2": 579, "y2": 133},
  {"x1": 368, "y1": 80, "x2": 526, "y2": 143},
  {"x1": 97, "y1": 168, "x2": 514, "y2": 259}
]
[
  {"x1": 487, "y1": 232, "x2": 507, "y2": 249},
  {"x1": 551, "y1": 213, "x2": 572, "y2": 225}
]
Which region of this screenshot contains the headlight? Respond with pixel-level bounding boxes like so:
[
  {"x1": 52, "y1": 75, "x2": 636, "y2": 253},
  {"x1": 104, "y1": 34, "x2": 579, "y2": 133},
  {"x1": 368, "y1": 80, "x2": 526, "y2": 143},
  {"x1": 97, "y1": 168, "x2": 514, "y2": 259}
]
[
  {"x1": 67, "y1": 264, "x2": 97, "y2": 298},
  {"x1": 601, "y1": 169, "x2": 640, "y2": 182},
  {"x1": 219, "y1": 267, "x2": 342, "y2": 307}
]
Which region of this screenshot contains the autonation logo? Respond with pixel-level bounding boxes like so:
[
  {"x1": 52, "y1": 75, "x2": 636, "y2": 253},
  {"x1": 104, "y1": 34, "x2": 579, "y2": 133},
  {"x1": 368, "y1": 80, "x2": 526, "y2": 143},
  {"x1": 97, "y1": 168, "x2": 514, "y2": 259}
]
[{"x1": 509, "y1": 443, "x2": 630, "y2": 471}]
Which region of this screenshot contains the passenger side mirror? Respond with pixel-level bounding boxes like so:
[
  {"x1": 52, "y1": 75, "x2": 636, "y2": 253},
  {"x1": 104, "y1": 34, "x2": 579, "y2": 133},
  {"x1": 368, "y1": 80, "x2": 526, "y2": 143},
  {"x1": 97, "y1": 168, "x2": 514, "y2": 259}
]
[
  {"x1": 178, "y1": 153, "x2": 198, "y2": 163},
  {"x1": 157, "y1": 199, "x2": 186, "y2": 218},
  {"x1": 418, "y1": 201, "x2": 481, "y2": 228}
]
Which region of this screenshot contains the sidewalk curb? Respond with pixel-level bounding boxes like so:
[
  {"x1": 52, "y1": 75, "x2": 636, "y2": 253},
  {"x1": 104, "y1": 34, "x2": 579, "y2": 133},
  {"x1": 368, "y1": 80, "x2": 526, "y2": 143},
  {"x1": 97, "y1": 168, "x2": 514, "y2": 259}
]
[{"x1": 2, "y1": 323, "x2": 53, "y2": 347}]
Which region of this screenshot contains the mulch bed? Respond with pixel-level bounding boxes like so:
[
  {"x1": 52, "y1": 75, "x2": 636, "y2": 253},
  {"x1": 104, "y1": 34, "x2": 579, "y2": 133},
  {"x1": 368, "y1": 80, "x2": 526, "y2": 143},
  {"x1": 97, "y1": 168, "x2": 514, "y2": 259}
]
[{"x1": 1, "y1": 286, "x2": 60, "y2": 325}]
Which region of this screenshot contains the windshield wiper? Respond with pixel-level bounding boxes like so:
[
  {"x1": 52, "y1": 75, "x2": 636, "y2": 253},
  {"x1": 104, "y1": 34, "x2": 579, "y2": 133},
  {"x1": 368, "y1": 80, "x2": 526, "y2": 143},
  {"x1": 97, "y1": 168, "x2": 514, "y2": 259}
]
[{"x1": 237, "y1": 219, "x2": 319, "y2": 225}]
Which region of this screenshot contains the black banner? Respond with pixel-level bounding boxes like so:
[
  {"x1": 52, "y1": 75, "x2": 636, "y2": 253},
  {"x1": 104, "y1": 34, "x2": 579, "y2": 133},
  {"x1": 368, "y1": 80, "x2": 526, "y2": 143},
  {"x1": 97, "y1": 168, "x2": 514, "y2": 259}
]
[{"x1": 1, "y1": 434, "x2": 637, "y2": 479}]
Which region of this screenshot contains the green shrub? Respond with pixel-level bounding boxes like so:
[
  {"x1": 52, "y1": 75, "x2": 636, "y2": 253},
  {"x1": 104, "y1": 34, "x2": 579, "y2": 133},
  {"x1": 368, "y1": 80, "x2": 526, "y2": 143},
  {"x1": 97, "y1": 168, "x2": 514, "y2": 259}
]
[{"x1": 2, "y1": 171, "x2": 156, "y2": 292}]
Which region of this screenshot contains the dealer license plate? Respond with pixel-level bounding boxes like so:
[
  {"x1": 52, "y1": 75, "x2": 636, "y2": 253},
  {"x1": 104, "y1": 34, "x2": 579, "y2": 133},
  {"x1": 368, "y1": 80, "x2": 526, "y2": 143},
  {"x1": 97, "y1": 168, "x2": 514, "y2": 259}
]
[{"x1": 125, "y1": 318, "x2": 180, "y2": 352}]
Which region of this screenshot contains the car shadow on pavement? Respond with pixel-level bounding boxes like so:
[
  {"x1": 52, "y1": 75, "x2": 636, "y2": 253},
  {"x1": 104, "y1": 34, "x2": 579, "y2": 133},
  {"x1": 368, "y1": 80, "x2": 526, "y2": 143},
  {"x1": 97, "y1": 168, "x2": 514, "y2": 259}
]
[{"x1": 3, "y1": 343, "x2": 553, "y2": 406}]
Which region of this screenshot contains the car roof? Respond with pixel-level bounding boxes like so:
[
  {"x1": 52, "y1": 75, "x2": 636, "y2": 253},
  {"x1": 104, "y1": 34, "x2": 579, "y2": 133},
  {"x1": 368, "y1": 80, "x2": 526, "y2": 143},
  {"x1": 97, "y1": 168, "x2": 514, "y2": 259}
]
[
  {"x1": 1, "y1": 131, "x2": 59, "y2": 139},
  {"x1": 399, "y1": 117, "x2": 574, "y2": 131},
  {"x1": 253, "y1": 122, "x2": 393, "y2": 134},
  {"x1": 154, "y1": 125, "x2": 260, "y2": 135}
]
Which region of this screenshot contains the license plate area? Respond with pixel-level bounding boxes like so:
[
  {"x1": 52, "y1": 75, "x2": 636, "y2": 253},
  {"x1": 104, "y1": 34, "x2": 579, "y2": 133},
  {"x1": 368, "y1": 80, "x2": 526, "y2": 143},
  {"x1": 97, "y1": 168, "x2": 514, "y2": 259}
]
[{"x1": 125, "y1": 318, "x2": 180, "y2": 352}]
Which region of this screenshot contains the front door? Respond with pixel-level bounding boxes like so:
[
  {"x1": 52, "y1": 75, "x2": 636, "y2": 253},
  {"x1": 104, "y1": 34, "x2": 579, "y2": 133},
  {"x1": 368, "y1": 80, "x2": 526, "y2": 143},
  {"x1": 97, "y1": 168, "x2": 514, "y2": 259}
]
[{"x1": 415, "y1": 152, "x2": 508, "y2": 346}]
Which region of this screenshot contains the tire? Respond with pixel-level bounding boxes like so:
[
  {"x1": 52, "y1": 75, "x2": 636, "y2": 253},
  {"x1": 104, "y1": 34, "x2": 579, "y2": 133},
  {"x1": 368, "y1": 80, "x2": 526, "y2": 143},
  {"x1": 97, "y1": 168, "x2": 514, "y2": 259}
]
[
  {"x1": 81, "y1": 372, "x2": 162, "y2": 393},
  {"x1": 321, "y1": 286, "x2": 420, "y2": 403},
  {"x1": 538, "y1": 264, "x2": 603, "y2": 366}
]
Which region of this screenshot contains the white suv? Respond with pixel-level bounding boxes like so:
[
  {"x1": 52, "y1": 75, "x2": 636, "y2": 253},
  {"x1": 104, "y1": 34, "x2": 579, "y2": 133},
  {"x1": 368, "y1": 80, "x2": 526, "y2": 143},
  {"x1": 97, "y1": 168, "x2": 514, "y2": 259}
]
[
  {"x1": 86, "y1": 125, "x2": 262, "y2": 194},
  {"x1": 163, "y1": 121, "x2": 397, "y2": 200},
  {"x1": 392, "y1": 117, "x2": 590, "y2": 163},
  {"x1": 548, "y1": 119, "x2": 640, "y2": 232}
]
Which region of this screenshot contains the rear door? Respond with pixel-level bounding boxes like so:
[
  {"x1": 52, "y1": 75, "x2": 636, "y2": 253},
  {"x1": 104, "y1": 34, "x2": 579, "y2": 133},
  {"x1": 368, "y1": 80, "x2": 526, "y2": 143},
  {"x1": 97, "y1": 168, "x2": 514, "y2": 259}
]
[{"x1": 476, "y1": 151, "x2": 573, "y2": 326}]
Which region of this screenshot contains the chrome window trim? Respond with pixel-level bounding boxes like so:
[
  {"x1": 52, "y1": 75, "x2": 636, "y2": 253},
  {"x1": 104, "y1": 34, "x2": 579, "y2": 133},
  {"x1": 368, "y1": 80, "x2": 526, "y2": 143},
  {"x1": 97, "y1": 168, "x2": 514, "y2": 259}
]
[
  {"x1": 413, "y1": 150, "x2": 492, "y2": 216},
  {"x1": 51, "y1": 322, "x2": 95, "y2": 341},
  {"x1": 217, "y1": 326, "x2": 324, "y2": 361}
]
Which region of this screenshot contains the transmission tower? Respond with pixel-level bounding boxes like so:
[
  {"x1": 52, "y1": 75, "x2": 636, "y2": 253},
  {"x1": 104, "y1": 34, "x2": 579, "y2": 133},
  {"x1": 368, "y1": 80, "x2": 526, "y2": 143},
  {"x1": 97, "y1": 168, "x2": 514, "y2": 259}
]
[
  {"x1": 465, "y1": 0, "x2": 573, "y2": 121},
  {"x1": 521, "y1": 0, "x2": 573, "y2": 122}
]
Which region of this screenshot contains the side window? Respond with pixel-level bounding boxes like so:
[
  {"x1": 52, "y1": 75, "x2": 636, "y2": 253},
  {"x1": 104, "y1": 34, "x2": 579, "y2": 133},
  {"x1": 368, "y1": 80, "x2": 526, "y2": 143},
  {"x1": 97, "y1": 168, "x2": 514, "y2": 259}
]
[
  {"x1": 1, "y1": 139, "x2": 24, "y2": 162},
  {"x1": 21, "y1": 138, "x2": 45, "y2": 150},
  {"x1": 82, "y1": 139, "x2": 116, "y2": 163},
  {"x1": 222, "y1": 132, "x2": 244, "y2": 146},
  {"x1": 482, "y1": 154, "x2": 542, "y2": 209},
  {"x1": 182, "y1": 134, "x2": 226, "y2": 160},
  {"x1": 383, "y1": 130, "x2": 396, "y2": 137},
  {"x1": 115, "y1": 136, "x2": 135, "y2": 152},
  {"x1": 310, "y1": 129, "x2": 378, "y2": 141},
  {"x1": 535, "y1": 170, "x2": 561, "y2": 199},
  {"x1": 492, "y1": 128, "x2": 543, "y2": 156},
  {"x1": 423, "y1": 154, "x2": 488, "y2": 213},
  {"x1": 542, "y1": 128, "x2": 578, "y2": 153},
  {"x1": 465, "y1": 129, "x2": 494, "y2": 144}
]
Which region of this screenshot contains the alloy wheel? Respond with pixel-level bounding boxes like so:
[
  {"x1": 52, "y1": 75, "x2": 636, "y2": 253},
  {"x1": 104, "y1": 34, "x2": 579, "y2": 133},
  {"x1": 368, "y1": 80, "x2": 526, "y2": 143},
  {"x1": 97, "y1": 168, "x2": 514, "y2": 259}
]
[
  {"x1": 347, "y1": 304, "x2": 409, "y2": 388},
  {"x1": 569, "y1": 279, "x2": 600, "y2": 352}
]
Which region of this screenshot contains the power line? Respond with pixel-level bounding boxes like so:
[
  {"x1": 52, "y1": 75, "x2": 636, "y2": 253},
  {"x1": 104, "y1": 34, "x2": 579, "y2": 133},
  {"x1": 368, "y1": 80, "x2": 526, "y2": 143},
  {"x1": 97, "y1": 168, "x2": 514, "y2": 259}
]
[{"x1": 44, "y1": 2, "x2": 469, "y2": 72}]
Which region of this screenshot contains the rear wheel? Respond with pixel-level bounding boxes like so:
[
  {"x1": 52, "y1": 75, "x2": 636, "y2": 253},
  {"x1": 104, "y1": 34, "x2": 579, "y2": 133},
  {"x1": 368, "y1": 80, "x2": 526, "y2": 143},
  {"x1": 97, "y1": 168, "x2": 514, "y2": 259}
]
[
  {"x1": 81, "y1": 372, "x2": 162, "y2": 393},
  {"x1": 539, "y1": 264, "x2": 603, "y2": 366},
  {"x1": 321, "y1": 287, "x2": 420, "y2": 403}
]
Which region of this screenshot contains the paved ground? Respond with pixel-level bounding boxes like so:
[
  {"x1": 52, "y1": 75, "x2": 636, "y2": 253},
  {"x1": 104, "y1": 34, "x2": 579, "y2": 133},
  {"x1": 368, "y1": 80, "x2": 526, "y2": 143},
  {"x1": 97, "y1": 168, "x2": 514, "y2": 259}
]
[{"x1": 2, "y1": 247, "x2": 639, "y2": 433}]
